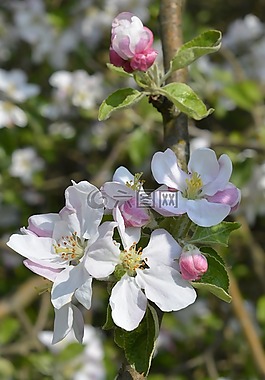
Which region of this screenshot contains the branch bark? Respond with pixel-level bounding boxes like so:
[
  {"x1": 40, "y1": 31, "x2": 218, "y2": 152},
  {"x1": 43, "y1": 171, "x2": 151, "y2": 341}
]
[{"x1": 159, "y1": 0, "x2": 189, "y2": 169}]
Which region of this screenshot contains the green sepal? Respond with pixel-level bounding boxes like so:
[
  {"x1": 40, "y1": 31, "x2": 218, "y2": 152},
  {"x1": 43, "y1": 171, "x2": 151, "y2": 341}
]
[
  {"x1": 102, "y1": 304, "x2": 115, "y2": 331},
  {"x1": 192, "y1": 247, "x2": 231, "y2": 302},
  {"x1": 171, "y1": 30, "x2": 222, "y2": 71},
  {"x1": 188, "y1": 221, "x2": 241, "y2": 246},
  {"x1": 114, "y1": 304, "x2": 159, "y2": 376},
  {"x1": 160, "y1": 83, "x2": 214, "y2": 120},
  {"x1": 159, "y1": 214, "x2": 193, "y2": 240},
  {"x1": 98, "y1": 88, "x2": 145, "y2": 121}
]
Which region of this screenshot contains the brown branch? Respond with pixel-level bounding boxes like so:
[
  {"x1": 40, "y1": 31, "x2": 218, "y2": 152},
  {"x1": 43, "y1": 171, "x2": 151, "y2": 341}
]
[
  {"x1": 158, "y1": 0, "x2": 189, "y2": 170},
  {"x1": 0, "y1": 276, "x2": 48, "y2": 320},
  {"x1": 228, "y1": 269, "x2": 265, "y2": 376}
]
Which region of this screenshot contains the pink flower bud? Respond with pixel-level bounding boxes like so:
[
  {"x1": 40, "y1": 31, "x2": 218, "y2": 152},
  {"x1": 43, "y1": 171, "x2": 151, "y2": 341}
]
[
  {"x1": 179, "y1": 245, "x2": 208, "y2": 281},
  {"x1": 110, "y1": 12, "x2": 157, "y2": 73},
  {"x1": 119, "y1": 197, "x2": 150, "y2": 227}
]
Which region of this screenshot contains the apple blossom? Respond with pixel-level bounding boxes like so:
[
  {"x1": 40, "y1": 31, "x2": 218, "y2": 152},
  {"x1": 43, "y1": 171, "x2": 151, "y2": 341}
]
[
  {"x1": 151, "y1": 148, "x2": 241, "y2": 227},
  {"x1": 7, "y1": 181, "x2": 104, "y2": 342},
  {"x1": 179, "y1": 245, "x2": 208, "y2": 281},
  {"x1": 110, "y1": 12, "x2": 157, "y2": 73},
  {"x1": 85, "y1": 222, "x2": 196, "y2": 331}
]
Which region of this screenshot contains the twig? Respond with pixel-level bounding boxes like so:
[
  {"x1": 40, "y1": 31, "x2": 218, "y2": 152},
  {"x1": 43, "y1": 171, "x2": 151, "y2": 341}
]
[
  {"x1": 228, "y1": 269, "x2": 265, "y2": 376},
  {"x1": 0, "y1": 276, "x2": 47, "y2": 319}
]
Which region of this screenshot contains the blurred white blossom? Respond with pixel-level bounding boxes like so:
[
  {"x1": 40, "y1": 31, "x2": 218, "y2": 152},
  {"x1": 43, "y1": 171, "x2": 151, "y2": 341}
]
[
  {"x1": 39, "y1": 325, "x2": 106, "y2": 380},
  {"x1": 0, "y1": 101, "x2": 27, "y2": 128},
  {"x1": 9, "y1": 147, "x2": 45, "y2": 184},
  {"x1": 49, "y1": 70, "x2": 104, "y2": 110},
  {"x1": 11, "y1": 0, "x2": 79, "y2": 68},
  {"x1": 223, "y1": 14, "x2": 264, "y2": 51},
  {"x1": 0, "y1": 68, "x2": 39, "y2": 102},
  {"x1": 241, "y1": 162, "x2": 265, "y2": 225}
]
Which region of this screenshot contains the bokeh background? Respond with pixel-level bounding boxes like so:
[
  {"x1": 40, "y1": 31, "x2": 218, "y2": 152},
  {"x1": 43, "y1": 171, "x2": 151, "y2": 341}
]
[{"x1": 0, "y1": 0, "x2": 265, "y2": 379}]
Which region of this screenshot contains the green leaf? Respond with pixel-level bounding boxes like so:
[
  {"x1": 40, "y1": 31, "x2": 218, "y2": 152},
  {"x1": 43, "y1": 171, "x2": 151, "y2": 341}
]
[
  {"x1": 193, "y1": 247, "x2": 231, "y2": 302},
  {"x1": 0, "y1": 317, "x2": 20, "y2": 344},
  {"x1": 106, "y1": 63, "x2": 133, "y2": 77},
  {"x1": 200, "y1": 246, "x2": 225, "y2": 266},
  {"x1": 98, "y1": 88, "x2": 144, "y2": 121},
  {"x1": 128, "y1": 128, "x2": 153, "y2": 166},
  {"x1": 160, "y1": 83, "x2": 214, "y2": 120},
  {"x1": 171, "y1": 30, "x2": 222, "y2": 71},
  {"x1": 114, "y1": 304, "x2": 159, "y2": 376},
  {"x1": 189, "y1": 221, "x2": 241, "y2": 246},
  {"x1": 223, "y1": 80, "x2": 263, "y2": 111}
]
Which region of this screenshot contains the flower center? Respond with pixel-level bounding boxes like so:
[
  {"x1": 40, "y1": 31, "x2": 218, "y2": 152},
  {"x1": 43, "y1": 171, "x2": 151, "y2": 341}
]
[
  {"x1": 53, "y1": 232, "x2": 86, "y2": 265},
  {"x1": 184, "y1": 172, "x2": 203, "y2": 200},
  {"x1": 118, "y1": 243, "x2": 148, "y2": 277},
  {"x1": 126, "y1": 172, "x2": 144, "y2": 191}
]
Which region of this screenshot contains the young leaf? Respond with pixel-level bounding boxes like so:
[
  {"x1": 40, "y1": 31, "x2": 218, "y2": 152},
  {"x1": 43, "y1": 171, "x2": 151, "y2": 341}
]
[
  {"x1": 106, "y1": 63, "x2": 133, "y2": 77},
  {"x1": 192, "y1": 247, "x2": 231, "y2": 302},
  {"x1": 160, "y1": 83, "x2": 214, "y2": 120},
  {"x1": 171, "y1": 30, "x2": 222, "y2": 71},
  {"x1": 114, "y1": 305, "x2": 159, "y2": 376},
  {"x1": 98, "y1": 88, "x2": 144, "y2": 121},
  {"x1": 188, "y1": 221, "x2": 241, "y2": 246}
]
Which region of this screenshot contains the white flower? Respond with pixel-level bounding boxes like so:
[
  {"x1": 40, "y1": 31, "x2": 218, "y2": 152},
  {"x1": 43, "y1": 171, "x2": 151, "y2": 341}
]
[
  {"x1": 86, "y1": 222, "x2": 196, "y2": 331},
  {"x1": 7, "y1": 181, "x2": 104, "y2": 342},
  {"x1": 0, "y1": 69, "x2": 39, "y2": 102},
  {"x1": 9, "y1": 147, "x2": 44, "y2": 184},
  {"x1": 0, "y1": 101, "x2": 27, "y2": 128},
  {"x1": 151, "y1": 148, "x2": 241, "y2": 227}
]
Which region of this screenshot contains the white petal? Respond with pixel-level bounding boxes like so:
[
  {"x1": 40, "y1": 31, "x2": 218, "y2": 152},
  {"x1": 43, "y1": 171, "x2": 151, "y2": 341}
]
[
  {"x1": 188, "y1": 148, "x2": 219, "y2": 184},
  {"x1": 151, "y1": 186, "x2": 187, "y2": 216},
  {"x1": 186, "y1": 199, "x2": 230, "y2": 227},
  {"x1": 72, "y1": 304, "x2": 85, "y2": 343},
  {"x1": 52, "y1": 303, "x2": 74, "y2": 344},
  {"x1": 202, "y1": 154, "x2": 232, "y2": 196},
  {"x1": 85, "y1": 222, "x2": 120, "y2": 278},
  {"x1": 51, "y1": 264, "x2": 91, "y2": 309},
  {"x1": 136, "y1": 266, "x2": 196, "y2": 311},
  {"x1": 23, "y1": 259, "x2": 61, "y2": 281},
  {"x1": 7, "y1": 234, "x2": 61, "y2": 266},
  {"x1": 28, "y1": 213, "x2": 61, "y2": 237},
  {"x1": 113, "y1": 166, "x2": 134, "y2": 184},
  {"x1": 52, "y1": 303, "x2": 84, "y2": 344},
  {"x1": 113, "y1": 206, "x2": 140, "y2": 249},
  {"x1": 102, "y1": 182, "x2": 134, "y2": 207},
  {"x1": 75, "y1": 277, "x2": 93, "y2": 309},
  {"x1": 143, "y1": 229, "x2": 182, "y2": 267},
  {"x1": 151, "y1": 149, "x2": 188, "y2": 191},
  {"x1": 110, "y1": 275, "x2": 147, "y2": 331},
  {"x1": 64, "y1": 181, "x2": 104, "y2": 240}
]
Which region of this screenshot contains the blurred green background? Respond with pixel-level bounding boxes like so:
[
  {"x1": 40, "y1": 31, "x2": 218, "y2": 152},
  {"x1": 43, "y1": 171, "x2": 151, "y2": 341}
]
[{"x1": 0, "y1": 0, "x2": 265, "y2": 379}]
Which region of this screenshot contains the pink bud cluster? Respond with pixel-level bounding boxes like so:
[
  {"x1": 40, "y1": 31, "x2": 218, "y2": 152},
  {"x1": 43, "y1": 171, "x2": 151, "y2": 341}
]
[{"x1": 110, "y1": 12, "x2": 158, "y2": 73}]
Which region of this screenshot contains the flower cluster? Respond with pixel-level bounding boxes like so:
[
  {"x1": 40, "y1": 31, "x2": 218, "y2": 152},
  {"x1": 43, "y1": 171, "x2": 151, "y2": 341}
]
[{"x1": 7, "y1": 147, "x2": 240, "y2": 343}]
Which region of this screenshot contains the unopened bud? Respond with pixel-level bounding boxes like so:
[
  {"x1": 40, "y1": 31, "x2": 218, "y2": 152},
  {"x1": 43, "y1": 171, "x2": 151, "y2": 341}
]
[{"x1": 179, "y1": 245, "x2": 208, "y2": 281}]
